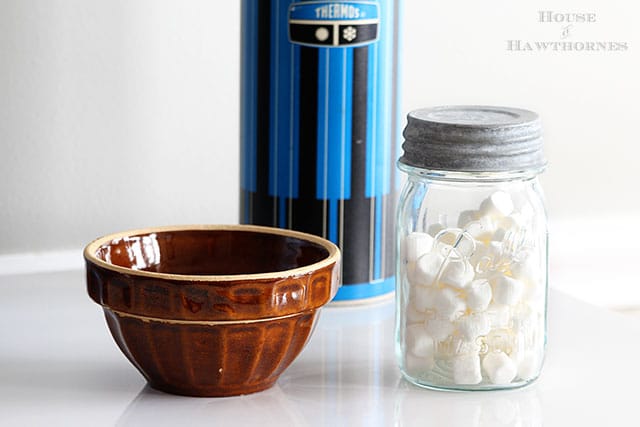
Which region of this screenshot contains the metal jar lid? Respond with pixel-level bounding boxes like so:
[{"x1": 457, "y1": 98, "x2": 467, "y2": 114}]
[{"x1": 399, "y1": 105, "x2": 546, "y2": 173}]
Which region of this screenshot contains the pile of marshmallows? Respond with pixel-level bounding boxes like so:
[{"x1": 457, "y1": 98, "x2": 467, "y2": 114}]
[{"x1": 402, "y1": 191, "x2": 544, "y2": 386}]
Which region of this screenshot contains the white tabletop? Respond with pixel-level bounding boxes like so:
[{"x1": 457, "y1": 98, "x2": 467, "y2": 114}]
[{"x1": 1, "y1": 269, "x2": 639, "y2": 426}]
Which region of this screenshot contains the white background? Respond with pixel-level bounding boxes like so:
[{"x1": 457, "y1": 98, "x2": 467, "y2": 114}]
[{"x1": 1, "y1": 1, "x2": 639, "y2": 305}]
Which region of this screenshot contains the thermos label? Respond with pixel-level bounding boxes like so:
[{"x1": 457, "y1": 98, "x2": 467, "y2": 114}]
[{"x1": 288, "y1": 2, "x2": 380, "y2": 47}]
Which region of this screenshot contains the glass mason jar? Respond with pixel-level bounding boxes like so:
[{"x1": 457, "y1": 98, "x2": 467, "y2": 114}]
[{"x1": 395, "y1": 106, "x2": 548, "y2": 391}]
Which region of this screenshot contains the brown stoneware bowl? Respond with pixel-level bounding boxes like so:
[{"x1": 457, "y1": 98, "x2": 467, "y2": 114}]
[{"x1": 84, "y1": 225, "x2": 340, "y2": 397}]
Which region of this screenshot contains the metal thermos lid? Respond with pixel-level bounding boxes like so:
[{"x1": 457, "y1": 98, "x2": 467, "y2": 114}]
[{"x1": 400, "y1": 105, "x2": 546, "y2": 172}]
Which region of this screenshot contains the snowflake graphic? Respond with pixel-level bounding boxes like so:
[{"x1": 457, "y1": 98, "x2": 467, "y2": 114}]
[{"x1": 343, "y1": 26, "x2": 357, "y2": 42}]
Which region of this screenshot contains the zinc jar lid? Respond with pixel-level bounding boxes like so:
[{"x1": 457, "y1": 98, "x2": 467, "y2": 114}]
[{"x1": 399, "y1": 105, "x2": 546, "y2": 173}]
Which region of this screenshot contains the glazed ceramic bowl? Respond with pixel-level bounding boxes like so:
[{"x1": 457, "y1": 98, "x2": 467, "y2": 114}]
[{"x1": 85, "y1": 225, "x2": 340, "y2": 397}]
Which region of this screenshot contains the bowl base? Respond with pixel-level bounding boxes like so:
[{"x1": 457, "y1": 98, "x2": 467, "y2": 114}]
[{"x1": 147, "y1": 378, "x2": 278, "y2": 398}]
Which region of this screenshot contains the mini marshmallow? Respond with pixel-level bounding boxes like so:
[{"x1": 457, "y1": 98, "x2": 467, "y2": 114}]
[
  {"x1": 403, "y1": 232, "x2": 434, "y2": 263},
  {"x1": 451, "y1": 337, "x2": 482, "y2": 356},
  {"x1": 452, "y1": 238, "x2": 476, "y2": 259},
  {"x1": 511, "y1": 305, "x2": 537, "y2": 336},
  {"x1": 453, "y1": 353, "x2": 482, "y2": 385},
  {"x1": 490, "y1": 274, "x2": 525, "y2": 306},
  {"x1": 461, "y1": 215, "x2": 497, "y2": 242},
  {"x1": 412, "y1": 251, "x2": 447, "y2": 286},
  {"x1": 425, "y1": 317, "x2": 456, "y2": 341},
  {"x1": 468, "y1": 243, "x2": 489, "y2": 274},
  {"x1": 486, "y1": 303, "x2": 511, "y2": 329},
  {"x1": 405, "y1": 353, "x2": 435, "y2": 376},
  {"x1": 406, "y1": 302, "x2": 427, "y2": 323},
  {"x1": 491, "y1": 217, "x2": 526, "y2": 246},
  {"x1": 509, "y1": 335, "x2": 527, "y2": 364},
  {"x1": 516, "y1": 351, "x2": 540, "y2": 380},
  {"x1": 487, "y1": 241, "x2": 505, "y2": 263},
  {"x1": 458, "y1": 211, "x2": 496, "y2": 241},
  {"x1": 510, "y1": 252, "x2": 542, "y2": 285},
  {"x1": 406, "y1": 324, "x2": 435, "y2": 358},
  {"x1": 479, "y1": 191, "x2": 514, "y2": 218},
  {"x1": 440, "y1": 259, "x2": 475, "y2": 289},
  {"x1": 457, "y1": 210, "x2": 479, "y2": 228},
  {"x1": 491, "y1": 227, "x2": 510, "y2": 244},
  {"x1": 411, "y1": 285, "x2": 437, "y2": 312},
  {"x1": 469, "y1": 241, "x2": 503, "y2": 277},
  {"x1": 513, "y1": 307, "x2": 542, "y2": 353},
  {"x1": 457, "y1": 313, "x2": 491, "y2": 341},
  {"x1": 466, "y1": 279, "x2": 493, "y2": 312},
  {"x1": 427, "y1": 222, "x2": 446, "y2": 238},
  {"x1": 482, "y1": 351, "x2": 517, "y2": 384},
  {"x1": 497, "y1": 212, "x2": 527, "y2": 231},
  {"x1": 432, "y1": 287, "x2": 466, "y2": 320},
  {"x1": 405, "y1": 261, "x2": 418, "y2": 283},
  {"x1": 437, "y1": 232, "x2": 476, "y2": 260}
]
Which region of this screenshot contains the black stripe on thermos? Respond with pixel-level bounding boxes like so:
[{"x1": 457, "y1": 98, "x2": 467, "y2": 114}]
[
  {"x1": 291, "y1": 46, "x2": 324, "y2": 237},
  {"x1": 247, "y1": 0, "x2": 276, "y2": 227},
  {"x1": 341, "y1": 46, "x2": 372, "y2": 285}
]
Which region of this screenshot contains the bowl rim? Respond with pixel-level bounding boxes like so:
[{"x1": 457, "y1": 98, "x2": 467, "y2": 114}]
[{"x1": 84, "y1": 224, "x2": 340, "y2": 282}]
